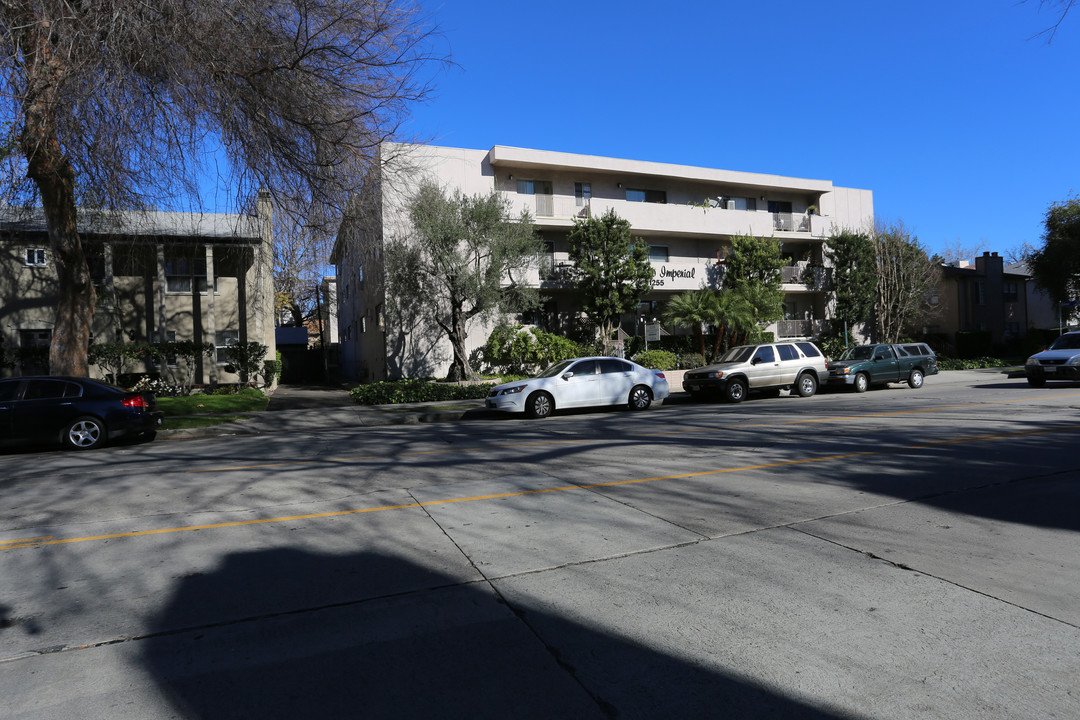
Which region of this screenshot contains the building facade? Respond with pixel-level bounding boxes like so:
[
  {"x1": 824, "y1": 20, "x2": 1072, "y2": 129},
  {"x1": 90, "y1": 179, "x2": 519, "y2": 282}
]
[
  {"x1": 1, "y1": 195, "x2": 276, "y2": 384},
  {"x1": 333, "y1": 143, "x2": 874, "y2": 382}
]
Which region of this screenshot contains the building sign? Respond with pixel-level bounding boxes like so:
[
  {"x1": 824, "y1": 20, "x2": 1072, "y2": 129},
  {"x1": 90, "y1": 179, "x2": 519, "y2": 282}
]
[{"x1": 651, "y1": 264, "x2": 701, "y2": 289}]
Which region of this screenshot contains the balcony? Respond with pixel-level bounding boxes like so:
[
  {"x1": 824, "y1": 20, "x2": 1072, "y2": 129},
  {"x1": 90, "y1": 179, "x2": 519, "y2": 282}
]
[
  {"x1": 503, "y1": 193, "x2": 833, "y2": 238},
  {"x1": 780, "y1": 264, "x2": 832, "y2": 291},
  {"x1": 776, "y1": 318, "x2": 830, "y2": 339}
]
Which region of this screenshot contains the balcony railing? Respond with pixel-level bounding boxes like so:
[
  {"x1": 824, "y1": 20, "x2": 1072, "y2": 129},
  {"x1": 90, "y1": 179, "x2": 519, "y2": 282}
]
[
  {"x1": 503, "y1": 193, "x2": 830, "y2": 237},
  {"x1": 777, "y1": 319, "x2": 831, "y2": 338}
]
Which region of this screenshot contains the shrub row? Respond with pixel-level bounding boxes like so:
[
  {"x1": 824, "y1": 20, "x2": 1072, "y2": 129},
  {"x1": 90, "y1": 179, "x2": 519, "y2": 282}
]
[
  {"x1": 937, "y1": 356, "x2": 1009, "y2": 370},
  {"x1": 350, "y1": 379, "x2": 495, "y2": 405}
]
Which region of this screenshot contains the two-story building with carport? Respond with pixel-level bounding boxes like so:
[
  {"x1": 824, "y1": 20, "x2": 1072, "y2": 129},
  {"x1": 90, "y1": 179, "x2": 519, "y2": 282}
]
[
  {"x1": 1, "y1": 194, "x2": 276, "y2": 384},
  {"x1": 333, "y1": 143, "x2": 874, "y2": 382}
]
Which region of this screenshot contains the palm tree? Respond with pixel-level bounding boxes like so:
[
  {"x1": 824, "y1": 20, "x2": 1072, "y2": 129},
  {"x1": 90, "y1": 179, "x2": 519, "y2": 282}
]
[
  {"x1": 711, "y1": 291, "x2": 756, "y2": 359},
  {"x1": 662, "y1": 289, "x2": 718, "y2": 358}
]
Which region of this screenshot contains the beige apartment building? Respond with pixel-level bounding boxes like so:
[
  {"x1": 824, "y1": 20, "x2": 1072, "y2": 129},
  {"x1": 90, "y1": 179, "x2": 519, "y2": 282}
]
[
  {"x1": 333, "y1": 143, "x2": 874, "y2": 382},
  {"x1": 1, "y1": 194, "x2": 276, "y2": 383}
]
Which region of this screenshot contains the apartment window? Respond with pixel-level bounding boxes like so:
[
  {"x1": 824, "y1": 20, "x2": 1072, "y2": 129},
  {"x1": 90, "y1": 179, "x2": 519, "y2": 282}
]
[
  {"x1": 648, "y1": 245, "x2": 669, "y2": 262},
  {"x1": 516, "y1": 179, "x2": 552, "y2": 196},
  {"x1": 165, "y1": 254, "x2": 213, "y2": 293},
  {"x1": 1003, "y1": 281, "x2": 1018, "y2": 302},
  {"x1": 973, "y1": 281, "x2": 985, "y2": 306},
  {"x1": 517, "y1": 179, "x2": 553, "y2": 216},
  {"x1": 574, "y1": 182, "x2": 591, "y2": 207},
  {"x1": 24, "y1": 248, "x2": 47, "y2": 266},
  {"x1": 626, "y1": 188, "x2": 666, "y2": 204},
  {"x1": 216, "y1": 329, "x2": 239, "y2": 364},
  {"x1": 360, "y1": 317, "x2": 367, "y2": 334}
]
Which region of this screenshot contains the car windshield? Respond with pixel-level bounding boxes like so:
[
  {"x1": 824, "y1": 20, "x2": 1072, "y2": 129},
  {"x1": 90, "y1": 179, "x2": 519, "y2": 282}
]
[
  {"x1": 718, "y1": 346, "x2": 755, "y2": 363},
  {"x1": 840, "y1": 346, "x2": 875, "y2": 361},
  {"x1": 536, "y1": 359, "x2": 576, "y2": 378},
  {"x1": 1049, "y1": 334, "x2": 1080, "y2": 350}
]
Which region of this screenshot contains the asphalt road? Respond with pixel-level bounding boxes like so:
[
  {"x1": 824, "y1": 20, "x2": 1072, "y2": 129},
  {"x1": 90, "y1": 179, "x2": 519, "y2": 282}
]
[{"x1": 1, "y1": 374, "x2": 1078, "y2": 719}]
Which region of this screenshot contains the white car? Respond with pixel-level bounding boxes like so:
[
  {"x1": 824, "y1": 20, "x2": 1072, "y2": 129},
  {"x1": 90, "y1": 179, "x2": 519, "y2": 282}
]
[{"x1": 485, "y1": 356, "x2": 669, "y2": 418}]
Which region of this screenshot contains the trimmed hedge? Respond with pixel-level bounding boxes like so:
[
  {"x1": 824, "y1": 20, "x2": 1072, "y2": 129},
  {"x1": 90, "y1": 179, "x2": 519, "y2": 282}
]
[{"x1": 350, "y1": 379, "x2": 495, "y2": 405}]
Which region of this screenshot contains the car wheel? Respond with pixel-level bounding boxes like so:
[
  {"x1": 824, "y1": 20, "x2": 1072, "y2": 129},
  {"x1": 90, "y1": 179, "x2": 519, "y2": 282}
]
[
  {"x1": 796, "y1": 372, "x2": 818, "y2": 398},
  {"x1": 525, "y1": 391, "x2": 553, "y2": 419},
  {"x1": 628, "y1": 385, "x2": 652, "y2": 411},
  {"x1": 1027, "y1": 376, "x2": 1046, "y2": 388},
  {"x1": 908, "y1": 369, "x2": 924, "y2": 389},
  {"x1": 63, "y1": 416, "x2": 106, "y2": 450},
  {"x1": 724, "y1": 378, "x2": 747, "y2": 403},
  {"x1": 854, "y1": 373, "x2": 869, "y2": 393}
]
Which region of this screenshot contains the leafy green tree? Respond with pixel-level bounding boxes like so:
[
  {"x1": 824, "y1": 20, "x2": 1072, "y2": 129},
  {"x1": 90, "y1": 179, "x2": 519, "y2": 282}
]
[
  {"x1": 722, "y1": 234, "x2": 785, "y2": 335},
  {"x1": 872, "y1": 221, "x2": 939, "y2": 343},
  {"x1": 824, "y1": 229, "x2": 877, "y2": 343},
  {"x1": 566, "y1": 209, "x2": 654, "y2": 351},
  {"x1": 1028, "y1": 197, "x2": 1080, "y2": 322},
  {"x1": 386, "y1": 183, "x2": 542, "y2": 381}
]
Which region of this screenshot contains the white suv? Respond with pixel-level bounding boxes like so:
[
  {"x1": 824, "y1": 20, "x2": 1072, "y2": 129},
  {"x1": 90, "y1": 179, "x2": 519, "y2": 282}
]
[
  {"x1": 683, "y1": 341, "x2": 829, "y2": 402},
  {"x1": 1025, "y1": 331, "x2": 1080, "y2": 387}
]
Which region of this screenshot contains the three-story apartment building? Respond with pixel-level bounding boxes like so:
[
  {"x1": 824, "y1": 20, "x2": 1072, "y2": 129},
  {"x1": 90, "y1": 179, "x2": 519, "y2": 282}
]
[{"x1": 333, "y1": 143, "x2": 874, "y2": 381}]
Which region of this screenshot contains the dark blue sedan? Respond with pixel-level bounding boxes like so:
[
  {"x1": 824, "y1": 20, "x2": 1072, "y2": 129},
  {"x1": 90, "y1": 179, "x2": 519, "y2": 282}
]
[{"x1": 0, "y1": 376, "x2": 164, "y2": 450}]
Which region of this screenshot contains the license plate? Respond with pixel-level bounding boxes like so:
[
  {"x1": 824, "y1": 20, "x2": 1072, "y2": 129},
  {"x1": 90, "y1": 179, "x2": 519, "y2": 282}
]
[
  {"x1": 686, "y1": 384, "x2": 699, "y2": 391},
  {"x1": 1044, "y1": 366, "x2": 1057, "y2": 373}
]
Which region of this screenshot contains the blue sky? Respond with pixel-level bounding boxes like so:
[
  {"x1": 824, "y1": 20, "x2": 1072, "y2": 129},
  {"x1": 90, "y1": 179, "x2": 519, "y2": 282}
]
[{"x1": 403, "y1": 1, "x2": 1080, "y2": 261}]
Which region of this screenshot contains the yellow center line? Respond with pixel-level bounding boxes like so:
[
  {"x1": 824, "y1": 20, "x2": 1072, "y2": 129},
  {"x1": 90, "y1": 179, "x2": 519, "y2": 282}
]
[{"x1": 4, "y1": 422, "x2": 1078, "y2": 552}]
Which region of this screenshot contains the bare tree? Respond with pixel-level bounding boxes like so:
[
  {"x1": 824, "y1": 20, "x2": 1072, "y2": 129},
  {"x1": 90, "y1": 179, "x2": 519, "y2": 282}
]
[
  {"x1": 0, "y1": 0, "x2": 441, "y2": 375},
  {"x1": 872, "y1": 221, "x2": 940, "y2": 343},
  {"x1": 938, "y1": 238, "x2": 989, "y2": 266},
  {"x1": 1027, "y1": 0, "x2": 1076, "y2": 42}
]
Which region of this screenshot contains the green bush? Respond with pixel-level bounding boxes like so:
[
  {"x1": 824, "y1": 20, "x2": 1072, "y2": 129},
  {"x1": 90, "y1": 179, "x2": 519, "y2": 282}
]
[
  {"x1": 937, "y1": 356, "x2": 1007, "y2": 370},
  {"x1": 678, "y1": 352, "x2": 705, "y2": 369},
  {"x1": 633, "y1": 349, "x2": 679, "y2": 370},
  {"x1": 350, "y1": 379, "x2": 494, "y2": 405},
  {"x1": 476, "y1": 325, "x2": 585, "y2": 375}
]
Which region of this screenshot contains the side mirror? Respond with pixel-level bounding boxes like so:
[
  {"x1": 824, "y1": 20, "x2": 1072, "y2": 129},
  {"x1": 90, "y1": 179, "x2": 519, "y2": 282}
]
[
  {"x1": 751, "y1": 357, "x2": 762, "y2": 365},
  {"x1": 561, "y1": 371, "x2": 574, "y2": 380}
]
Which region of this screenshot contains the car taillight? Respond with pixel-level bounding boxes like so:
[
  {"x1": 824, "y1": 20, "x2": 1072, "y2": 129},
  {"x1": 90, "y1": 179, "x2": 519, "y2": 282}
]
[
  {"x1": 655, "y1": 371, "x2": 666, "y2": 379},
  {"x1": 122, "y1": 394, "x2": 148, "y2": 408}
]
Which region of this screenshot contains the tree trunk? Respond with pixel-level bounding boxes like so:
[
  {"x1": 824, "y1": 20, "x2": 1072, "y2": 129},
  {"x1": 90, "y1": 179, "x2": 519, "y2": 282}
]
[
  {"x1": 445, "y1": 304, "x2": 476, "y2": 382},
  {"x1": 18, "y1": 19, "x2": 95, "y2": 377}
]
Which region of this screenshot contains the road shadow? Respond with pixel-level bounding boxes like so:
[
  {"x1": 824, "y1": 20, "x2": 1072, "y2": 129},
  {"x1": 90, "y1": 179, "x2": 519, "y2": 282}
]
[{"x1": 142, "y1": 548, "x2": 845, "y2": 719}]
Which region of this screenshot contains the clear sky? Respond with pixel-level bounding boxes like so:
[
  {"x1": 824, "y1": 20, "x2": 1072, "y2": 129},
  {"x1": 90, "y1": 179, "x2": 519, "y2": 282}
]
[{"x1": 403, "y1": 0, "x2": 1080, "y2": 261}]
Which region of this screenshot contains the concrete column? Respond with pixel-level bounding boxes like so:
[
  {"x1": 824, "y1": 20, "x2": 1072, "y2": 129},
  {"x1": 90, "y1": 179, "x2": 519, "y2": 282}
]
[{"x1": 205, "y1": 245, "x2": 218, "y2": 385}]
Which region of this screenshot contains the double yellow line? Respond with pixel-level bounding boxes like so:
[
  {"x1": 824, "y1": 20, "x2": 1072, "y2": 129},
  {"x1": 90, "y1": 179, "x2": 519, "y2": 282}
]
[{"x1": 3, "y1": 419, "x2": 1077, "y2": 552}]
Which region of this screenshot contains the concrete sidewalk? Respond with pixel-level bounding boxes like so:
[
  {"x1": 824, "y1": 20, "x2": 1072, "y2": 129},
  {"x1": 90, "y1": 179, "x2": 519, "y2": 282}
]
[{"x1": 159, "y1": 369, "x2": 1019, "y2": 442}]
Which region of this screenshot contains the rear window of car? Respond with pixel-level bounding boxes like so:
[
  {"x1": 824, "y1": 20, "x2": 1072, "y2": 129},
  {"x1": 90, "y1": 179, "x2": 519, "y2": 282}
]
[
  {"x1": 776, "y1": 344, "x2": 798, "y2": 361},
  {"x1": 899, "y1": 344, "x2": 927, "y2": 356},
  {"x1": 599, "y1": 359, "x2": 631, "y2": 373},
  {"x1": 23, "y1": 379, "x2": 80, "y2": 400},
  {"x1": 795, "y1": 342, "x2": 822, "y2": 358}
]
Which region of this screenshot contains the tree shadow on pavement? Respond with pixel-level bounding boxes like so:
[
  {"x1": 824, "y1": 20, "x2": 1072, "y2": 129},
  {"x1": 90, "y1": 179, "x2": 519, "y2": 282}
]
[{"x1": 142, "y1": 547, "x2": 844, "y2": 720}]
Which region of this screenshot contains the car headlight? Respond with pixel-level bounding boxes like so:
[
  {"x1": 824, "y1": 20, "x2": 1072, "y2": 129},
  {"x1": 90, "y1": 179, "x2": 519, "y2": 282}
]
[
  {"x1": 500, "y1": 384, "x2": 527, "y2": 395},
  {"x1": 1068, "y1": 356, "x2": 1080, "y2": 366},
  {"x1": 707, "y1": 371, "x2": 723, "y2": 379},
  {"x1": 1026, "y1": 357, "x2": 1039, "y2": 366}
]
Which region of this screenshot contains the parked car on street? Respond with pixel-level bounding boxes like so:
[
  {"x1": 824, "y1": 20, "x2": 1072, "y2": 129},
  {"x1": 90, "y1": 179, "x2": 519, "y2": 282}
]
[
  {"x1": 0, "y1": 376, "x2": 164, "y2": 450},
  {"x1": 1025, "y1": 331, "x2": 1080, "y2": 387},
  {"x1": 485, "y1": 357, "x2": 669, "y2": 418},
  {"x1": 826, "y1": 343, "x2": 938, "y2": 392},
  {"x1": 682, "y1": 341, "x2": 828, "y2": 403}
]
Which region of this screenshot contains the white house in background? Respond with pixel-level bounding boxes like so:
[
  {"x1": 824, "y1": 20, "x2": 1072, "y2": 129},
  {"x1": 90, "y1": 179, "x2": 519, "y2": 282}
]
[{"x1": 332, "y1": 143, "x2": 874, "y2": 382}]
